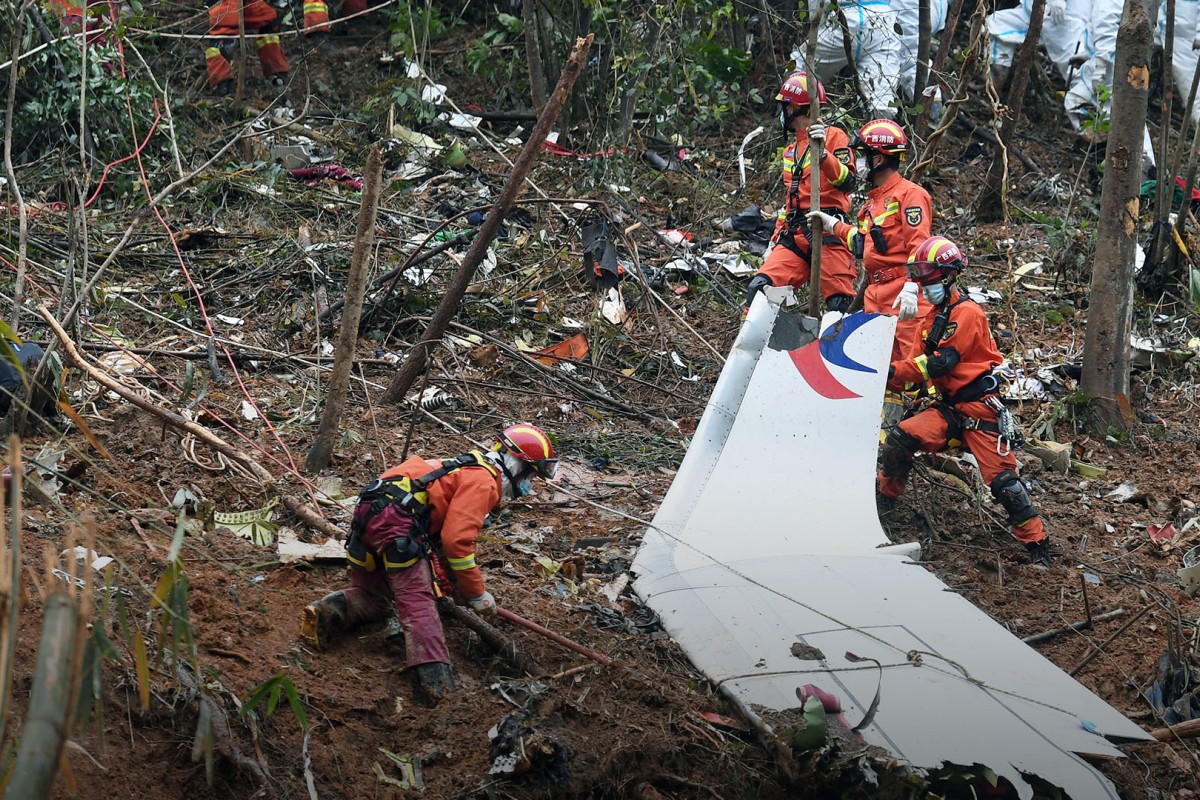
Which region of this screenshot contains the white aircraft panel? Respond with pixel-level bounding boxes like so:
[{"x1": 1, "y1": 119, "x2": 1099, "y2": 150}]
[{"x1": 633, "y1": 288, "x2": 1152, "y2": 799}]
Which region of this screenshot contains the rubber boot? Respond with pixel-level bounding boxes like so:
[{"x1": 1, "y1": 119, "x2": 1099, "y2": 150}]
[
  {"x1": 1026, "y1": 539, "x2": 1052, "y2": 569},
  {"x1": 300, "y1": 591, "x2": 349, "y2": 650},
  {"x1": 415, "y1": 661, "x2": 455, "y2": 705}
]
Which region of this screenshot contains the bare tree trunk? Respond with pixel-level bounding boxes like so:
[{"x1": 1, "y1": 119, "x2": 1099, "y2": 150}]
[
  {"x1": 3, "y1": 1, "x2": 32, "y2": 333},
  {"x1": 915, "y1": 0, "x2": 931, "y2": 104},
  {"x1": 834, "y1": 3, "x2": 869, "y2": 114},
  {"x1": 912, "y1": 1, "x2": 987, "y2": 180},
  {"x1": 521, "y1": 0, "x2": 547, "y2": 112},
  {"x1": 234, "y1": 0, "x2": 247, "y2": 105},
  {"x1": 915, "y1": 0, "x2": 966, "y2": 135},
  {"x1": 805, "y1": 0, "x2": 824, "y2": 318},
  {"x1": 380, "y1": 35, "x2": 594, "y2": 406},
  {"x1": 305, "y1": 146, "x2": 384, "y2": 472},
  {"x1": 1081, "y1": 0, "x2": 1151, "y2": 431},
  {"x1": 976, "y1": 0, "x2": 1046, "y2": 221}
]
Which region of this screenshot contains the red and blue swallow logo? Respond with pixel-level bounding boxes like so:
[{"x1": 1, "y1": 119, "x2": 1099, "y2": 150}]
[{"x1": 787, "y1": 313, "x2": 879, "y2": 399}]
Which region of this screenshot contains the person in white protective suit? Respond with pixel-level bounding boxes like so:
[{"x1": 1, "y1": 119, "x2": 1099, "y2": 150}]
[
  {"x1": 1065, "y1": 0, "x2": 1157, "y2": 176},
  {"x1": 893, "y1": 0, "x2": 950, "y2": 105},
  {"x1": 987, "y1": 0, "x2": 1092, "y2": 83},
  {"x1": 793, "y1": 0, "x2": 903, "y2": 119},
  {"x1": 1155, "y1": 0, "x2": 1200, "y2": 121}
]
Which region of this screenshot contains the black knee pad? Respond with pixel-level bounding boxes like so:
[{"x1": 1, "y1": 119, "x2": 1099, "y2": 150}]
[
  {"x1": 990, "y1": 470, "x2": 1038, "y2": 525},
  {"x1": 825, "y1": 294, "x2": 852, "y2": 313},
  {"x1": 880, "y1": 428, "x2": 919, "y2": 477},
  {"x1": 744, "y1": 274, "x2": 773, "y2": 308}
]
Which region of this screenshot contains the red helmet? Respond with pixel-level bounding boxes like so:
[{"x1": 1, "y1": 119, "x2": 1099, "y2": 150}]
[
  {"x1": 852, "y1": 119, "x2": 909, "y2": 159},
  {"x1": 908, "y1": 236, "x2": 967, "y2": 284},
  {"x1": 776, "y1": 72, "x2": 828, "y2": 109},
  {"x1": 496, "y1": 423, "x2": 558, "y2": 479}
]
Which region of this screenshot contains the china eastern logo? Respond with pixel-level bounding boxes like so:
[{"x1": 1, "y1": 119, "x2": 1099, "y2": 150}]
[{"x1": 788, "y1": 314, "x2": 879, "y2": 399}]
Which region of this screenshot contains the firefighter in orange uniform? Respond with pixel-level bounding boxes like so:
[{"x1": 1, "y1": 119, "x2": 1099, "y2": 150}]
[
  {"x1": 808, "y1": 119, "x2": 932, "y2": 435},
  {"x1": 876, "y1": 237, "x2": 1051, "y2": 568},
  {"x1": 300, "y1": 424, "x2": 559, "y2": 700},
  {"x1": 205, "y1": 0, "x2": 289, "y2": 95},
  {"x1": 303, "y1": 0, "x2": 369, "y2": 36},
  {"x1": 743, "y1": 72, "x2": 857, "y2": 316}
]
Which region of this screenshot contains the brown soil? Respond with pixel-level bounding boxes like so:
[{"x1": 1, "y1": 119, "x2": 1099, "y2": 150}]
[{"x1": 6, "y1": 7, "x2": 1200, "y2": 800}]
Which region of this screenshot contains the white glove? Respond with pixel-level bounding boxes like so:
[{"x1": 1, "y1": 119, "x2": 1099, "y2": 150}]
[
  {"x1": 1047, "y1": 0, "x2": 1066, "y2": 23},
  {"x1": 806, "y1": 122, "x2": 827, "y2": 144},
  {"x1": 806, "y1": 209, "x2": 839, "y2": 232},
  {"x1": 892, "y1": 281, "x2": 919, "y2": 321},
  {"x1": 468, "y1": 591, "x2": 497, "y2": 616}
]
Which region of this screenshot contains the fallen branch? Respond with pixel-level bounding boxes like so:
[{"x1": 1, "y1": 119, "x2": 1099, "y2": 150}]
[
  {"x1": 38, "y1": 304, "x2": 275, "y2": 486},
  {"x1": 1021, "y1": 608, "x2": 1125, "y2": 645},
  {"x1": 1151, "y1": 717, "x2": 1200, "y2": 742},
  {"x1": 175, "y1": 664, "x2": 271, "y2": 789},
  {"x1": 381, "y1": 34, "x2": 594, "y2": 405},
  {"x1": 281, "y1": 496, "x2": 344, "y2": 540},
  {"x1": 438, "y1": 599, "x2": 543, "y2": 676},
  {"x1": 1069, "y1": 605, "x2": 1152, "y2": 676}
]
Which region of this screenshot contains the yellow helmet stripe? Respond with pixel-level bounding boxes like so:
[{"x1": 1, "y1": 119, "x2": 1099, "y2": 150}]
[
  {"x1": 508, "y1": 425, "x2": 551, "y2": 458},
  {"x1": 926, "y1": 238, "x2": 951, "y2": 262}
]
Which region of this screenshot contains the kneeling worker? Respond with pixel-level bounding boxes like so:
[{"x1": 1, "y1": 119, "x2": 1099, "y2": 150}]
[
  {"x1": 876, "y1": 237, "x2": 1051, "y2": 568},
  {"x1": 301, "y1": 424, "x2": 558, "y2": 699}
]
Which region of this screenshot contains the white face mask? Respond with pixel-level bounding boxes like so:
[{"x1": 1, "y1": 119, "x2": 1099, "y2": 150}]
[
  {"x1": 922, "y1": 283, "x2": 947, "y2": 305},
  {"x1": 856, "y1": 155, "x2": 871, "y2": 176}
]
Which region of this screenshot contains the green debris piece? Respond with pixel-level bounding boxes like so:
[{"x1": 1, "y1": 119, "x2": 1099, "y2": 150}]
[
  {"x1": 377, "y1": 748, "x2": 424, "y2": 789},
  {"x1": 214, "y1": 499, "x2": 279, "y2": 546},
  {"x1": 786, "y1": 695, "x2": 828, "y2": 751}
]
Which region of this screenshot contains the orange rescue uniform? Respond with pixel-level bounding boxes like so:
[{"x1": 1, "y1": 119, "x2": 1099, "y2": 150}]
[
  {"x1": 303, "y1": 0, "x2": 369, "y2": 33},
  {"x1": 379, "y1": 454, "x2": 501, "y2": 599},
  {"x1": 878, "y1": 290, "x2": 1046, "y2": 546},
  {"x1": 755, "y1": 127, "x2": 857, "y2": 301},
  {"x1": 205, "y1": 0, "x2": 288, "y2": 86},
  {"x1": 831, "y1": 170, "x2": 932, "y2": 361}
]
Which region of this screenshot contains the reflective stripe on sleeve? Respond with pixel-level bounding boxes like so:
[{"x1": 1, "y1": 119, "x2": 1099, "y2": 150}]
[
  {"x1": 914, "y1": 355, "x2": 931, "y2": 381},
  {"x1": 447, "y1": 554, "x2": 477, "y2": 571}
]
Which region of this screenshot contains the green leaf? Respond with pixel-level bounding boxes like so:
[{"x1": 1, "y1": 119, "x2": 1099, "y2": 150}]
[
  {"x1": 266, "y1": 680, "x2": 282, "y2": 716},
  {"x1": 282, "y1": 678, "x2": 309, "y2": 730},
  {"x1": 134, "y1": 629, "x2": 151, "y2": 711},
  {"x1": 167, "y1": 512, "x2": 188, "y2": 563}
]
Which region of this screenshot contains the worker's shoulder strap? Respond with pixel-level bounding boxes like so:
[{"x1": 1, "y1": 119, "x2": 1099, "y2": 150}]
[{"x1": 412, "y1": 450, "x2": 498, "y2": 489}]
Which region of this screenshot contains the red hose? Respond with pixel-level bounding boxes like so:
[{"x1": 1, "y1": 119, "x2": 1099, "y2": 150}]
[{"x1": 496, "y1": 607, "x2": 613, "y2": 666}]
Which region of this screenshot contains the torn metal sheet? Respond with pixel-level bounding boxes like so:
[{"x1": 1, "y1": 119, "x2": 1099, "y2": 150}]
[{"x1": 632, "y1": 287, "x2": 1151, "y2": 799}]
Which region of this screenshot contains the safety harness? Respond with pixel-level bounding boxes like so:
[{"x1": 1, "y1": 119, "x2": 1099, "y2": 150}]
[
  {"x1": 346, "y1": 451, "x2": 497, "y2": 573},
  {"x1": 923, "y1": 297, "x2": 1024, "y2": 455}
]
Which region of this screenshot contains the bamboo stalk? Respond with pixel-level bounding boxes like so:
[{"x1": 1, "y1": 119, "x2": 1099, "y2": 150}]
[
  {"x1": 2, "y1": 592, "x2": 81, "y2": 800},
  {"x1": 0, "y1": 437, "x2": 21, "y2": 752}
]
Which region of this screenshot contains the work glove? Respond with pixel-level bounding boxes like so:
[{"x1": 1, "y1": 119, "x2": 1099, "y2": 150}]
[
  {"x1": 467, "y1": 591, "x2": 497, "y2": 616},
  {"x1": 923, "y1": 346, "x2": 961, "y2": 378},
  {"x1": 1047, "y1": 0, "x2": 1066, "y2": 23},
  {"x1": 806, "y1": 122, "x2": 827, "y2": 144},
  {"x1": 806, "y1": 209, "x2": 839, "y2": 233},
  {"x1": 891, "y1": 281, "x2": 919, "y2": 321}
]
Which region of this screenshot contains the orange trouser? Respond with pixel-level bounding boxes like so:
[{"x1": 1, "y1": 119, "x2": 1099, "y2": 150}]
[
  {"x1": 757, "y1": 239, "x2": 855, "y2": 302},
  {"x1": 303, "y1": 0, "x2": 369, "y2": 33},
  {"x1": 864, "y1": 276, "x2": 931, "y2": 362},
  {"x1": 878, "y1": 401, "x2": 1045, "y2": 545},
  {"x1": 206, "y1": 0, "x2": 288, "y2": 85}
]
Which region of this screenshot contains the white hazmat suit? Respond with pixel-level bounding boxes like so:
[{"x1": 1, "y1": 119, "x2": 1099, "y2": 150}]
[{"x1": 793, "y1": 0, "x2": 904, "y2": 118}]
